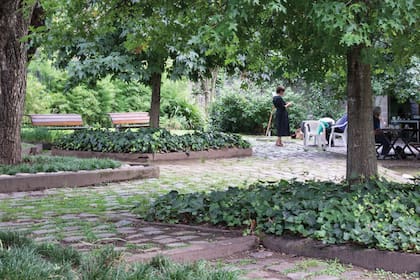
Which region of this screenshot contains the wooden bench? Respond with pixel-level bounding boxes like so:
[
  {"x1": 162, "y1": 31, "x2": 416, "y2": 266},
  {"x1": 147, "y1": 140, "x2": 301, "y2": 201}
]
[
  {"x1": 27, "y1": 114, "x2": 87, "y2": 130},
  {"x1": 108, "y1": 112, "x2": 150, "y2": 130}
]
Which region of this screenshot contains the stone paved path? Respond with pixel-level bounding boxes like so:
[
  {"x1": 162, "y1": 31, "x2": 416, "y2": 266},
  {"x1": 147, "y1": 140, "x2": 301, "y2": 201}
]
[{"x1": 0, "y1": 137, "x2": 418, "y2": 280}]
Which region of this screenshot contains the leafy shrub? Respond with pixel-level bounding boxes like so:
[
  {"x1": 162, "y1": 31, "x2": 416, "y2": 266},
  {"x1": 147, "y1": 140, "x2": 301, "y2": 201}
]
[
  {"x1": 0, "y1": 155, "x2": 121, "y2": 175},
  {"x1": 21, "y1": 128, "x2": 71, "y2": 144},
  {"x1": 161, "y1": 79, "x2": 204, "y2": 130},
  {"x1": 140, "y1": 180, "x2": 420, "y2": 253},
  {"x1": 54, "y1": 128, "x2": 251, "y2": 153},
  {"x1": 209, "y1": 90, "x2": 310, "y2": 134},
  {"x1": 27, "y1": 58, "x2": 204, "y2": 129},
  {"x1": 209, "y1": 93, "x2": 272, "y2": 134}
]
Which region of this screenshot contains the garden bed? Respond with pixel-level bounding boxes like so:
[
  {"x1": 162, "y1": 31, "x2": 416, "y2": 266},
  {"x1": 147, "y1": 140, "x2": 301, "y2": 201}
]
[
  {"x1": 51, "y1": 147, "x2": 252, "y2": 163},
  {"x1": 0, "y1": 164, "x2": 159, "y2": 193},
  {"x1": 51, "y1": 128, "x2": 252, "y2": 162}
]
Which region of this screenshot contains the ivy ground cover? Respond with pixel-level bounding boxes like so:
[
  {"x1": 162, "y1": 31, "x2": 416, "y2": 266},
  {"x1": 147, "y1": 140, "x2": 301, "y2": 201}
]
[
  {"x1": 140, "y1": 179, "x2": 420, "y2": 253},
  {"x1": 54, "y1": 128, "x2": 250, "y2": 153}
]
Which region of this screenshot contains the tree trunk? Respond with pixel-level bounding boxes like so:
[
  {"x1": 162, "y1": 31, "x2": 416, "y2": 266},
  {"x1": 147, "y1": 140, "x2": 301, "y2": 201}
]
[
  {"x1": 0, "y1": 1, "x2": 38, "y2": 164},
  {"x1": 346, "y1": 45, "x2": 377, "y2": 182},
  {"x1": 201, "y1": 67, "x2": 219, "y2": 117},
  {"x1": 149, "y1": 72, "x2": 162, "y2": 128},
  {"x1": 209, "y1": 67, "x2": 219, "y2": 104}
]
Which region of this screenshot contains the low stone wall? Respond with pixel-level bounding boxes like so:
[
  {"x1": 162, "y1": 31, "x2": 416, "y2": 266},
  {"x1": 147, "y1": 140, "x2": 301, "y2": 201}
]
[
  {"x1": 51, "y1": 148, "x2": 253, "y2": 163},
  {"x1": 0, "y1": 165, "x2": 159, "y2": 193},
  {"x1": 263, "y1": 235, "x2": 420, "y2": 274}
]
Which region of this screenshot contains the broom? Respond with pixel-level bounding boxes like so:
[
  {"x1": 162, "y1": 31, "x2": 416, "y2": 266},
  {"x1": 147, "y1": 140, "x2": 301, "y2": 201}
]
[{"x1": 265, "y1": 107, "x2": 275, "y2": 136}]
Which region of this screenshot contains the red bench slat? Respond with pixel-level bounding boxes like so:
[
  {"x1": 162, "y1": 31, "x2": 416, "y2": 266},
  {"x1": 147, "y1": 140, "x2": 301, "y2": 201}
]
[
  {"x1": 108, "y1": 112, "x2": 150, "y2": 126},
  {"x1": 28, "y1": 114, "x2": 84, "y2": 127}
]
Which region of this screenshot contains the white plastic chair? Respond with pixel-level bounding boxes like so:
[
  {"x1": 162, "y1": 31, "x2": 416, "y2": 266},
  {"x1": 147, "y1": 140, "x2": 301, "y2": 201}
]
[
  {"x1": 303, "y1": 120, "x2": 322, "y2": 146},
  {"x1": 328, "y1": 122, "x2": 348, "y2": 147}
]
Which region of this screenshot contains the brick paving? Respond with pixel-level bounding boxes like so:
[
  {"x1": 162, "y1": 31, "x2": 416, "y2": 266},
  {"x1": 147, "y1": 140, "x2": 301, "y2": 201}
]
[{"x1": 0, "y1": 137, "x2": 418, "y2": 279}]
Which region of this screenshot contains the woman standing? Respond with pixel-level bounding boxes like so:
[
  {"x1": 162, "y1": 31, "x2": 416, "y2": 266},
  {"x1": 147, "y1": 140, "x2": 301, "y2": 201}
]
[{"x1": 273, "y1": 86, "x2": 292, "y2": 146}]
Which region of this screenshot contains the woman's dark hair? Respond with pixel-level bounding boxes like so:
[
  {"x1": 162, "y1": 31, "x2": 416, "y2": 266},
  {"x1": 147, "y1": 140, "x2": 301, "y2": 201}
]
[
  {"x1": 373, "y1": 106, "x2": 381, "y2": 117},
  {"x1": 276, "y1": 86, "x2": 285, "y2": 94}
]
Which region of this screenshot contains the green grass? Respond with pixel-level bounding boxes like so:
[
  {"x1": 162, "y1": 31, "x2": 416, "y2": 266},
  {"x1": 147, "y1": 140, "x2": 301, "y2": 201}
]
[
  {"x1": 0, "y1": 231, "x2": 239, "y2": 280},
  {"x1": 0, "y1": 155, "x2": 121, "y2": 175}
]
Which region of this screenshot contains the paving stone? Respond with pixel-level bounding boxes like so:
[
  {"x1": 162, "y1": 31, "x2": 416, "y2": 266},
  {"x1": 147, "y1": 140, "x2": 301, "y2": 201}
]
[
  {"x1": 84, "y1": 217, "x2": 100, "y2": 222},
  {"x1": 249, "y1": 250, "x2": 274, "y2": 259},
  {"x1": 62, "y1": 236, "x2": 85, "y2": 243},
  {"x1": 165, "y1": 242, "x2": 188, "y2": 248},
  {"x1": 138, "y1": 226, "x2": 162, "y2": 232},
  {"x1": 286, "y1": 271, "x2": 312, "y2": 280},
  {"x1": 125, "y1": 233, "x2": 147, "y2": 240},
  {"x1": 154, "y1": 238, "x2": 179, "y2": 244},
  {"x1": 267, "y1": 262, "x2": 296, "y2": 273},
  {"x1": 237, "y1": 263, "x2": 262, "y2": 271},
  {"x1": 171, "y1": 230, "x2": 196, "y2": 236},
  {"x1": 242, "y1": 270, "x2": 279, "y2": 279},
  {"x1": 63, "y1": 226, "x2": 81, "y2": 231},
  {"x1": 126, "y1": 238, "x2": 149, "y2": 244},
  {"x1": 142, "y1": 247, "x2": 161, "y2": 253},
  {"x1": 32, "y1": 228, "x2": 57, "y2": 235},
  {"x1": 39, "y1": 223, "x2": 56, "y2": 229},
  {"x1": 34, "y1": 236, "x2": 57, "y2": 243},
  {"x1": 15, "y1": 218, "x2": 35, "y2": 223},
  {"x1": 176, "y1": 235, "x2": 199, "y2": 241},
  {"x1": 115, "y1": 219, "x2": 133, "y2": 227},
  {"x1": 142, "y1": 230, "x2": 165, "y2": 235},
  {"x1": 256, "y1": 258, "x2": 282, "y2": 266},
  {"x1": 340, "y1": 270, "x2": 368, "y2": 279},
  {"x1": 94, "y1": 233, "x2": 117, "y2": 239},
  {"x1": 116, "y1": 227, "x2": 137, "y2": 234},
  {"x1": 311, "y1": 276, "x2": 340, "y2": 280},
  {"x1": 151, "y1": 235, "x2": 172, "y2": 240},
  {"x1": 189, "y1": 240, "x2": 211, "y2": 245},
  {"x1": 60, "y1": 214, "x2": 79, "y2": 220}
]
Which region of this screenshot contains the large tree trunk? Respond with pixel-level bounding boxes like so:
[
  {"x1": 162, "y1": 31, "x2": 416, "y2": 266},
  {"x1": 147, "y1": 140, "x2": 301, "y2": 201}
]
[
  {"x1": 149, "y1": 72, "x2": 162, "y2": 128},
  {"x1": 346, "y1": 45, "x2": 377, "y2": 182},
  {"x1": 0, "y1": 1, "x2": 39, "y2": 164}
]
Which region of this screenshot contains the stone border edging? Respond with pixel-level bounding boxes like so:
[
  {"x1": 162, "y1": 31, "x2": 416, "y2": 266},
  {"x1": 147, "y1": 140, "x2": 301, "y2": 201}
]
[
  {"x1": 136, "y1": 221, "x2": 244, "y2": 235},
  {"x1": 262, "y1": 235, "x2": 420, "y2": 274},
  {"x1": 0, "y1": 165, "x2": 159, "y2": 193},
  {"x1": 126, "y1": 236, "x2": 258, "y2": 263},
  {"x1": 51, "y1": 148, "x2": 253, "y2": 163}
]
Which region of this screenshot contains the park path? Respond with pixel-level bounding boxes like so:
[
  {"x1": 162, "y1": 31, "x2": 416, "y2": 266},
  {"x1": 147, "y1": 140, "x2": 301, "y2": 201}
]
[{"x1": 0, "y1": 137, "x2": 417, "y2": 280}]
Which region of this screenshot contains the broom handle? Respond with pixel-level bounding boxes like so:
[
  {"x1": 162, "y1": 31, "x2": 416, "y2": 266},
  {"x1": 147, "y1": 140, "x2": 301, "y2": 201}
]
[{"x1": 265, "y1": 107, "x2": 275, "y2": 136}]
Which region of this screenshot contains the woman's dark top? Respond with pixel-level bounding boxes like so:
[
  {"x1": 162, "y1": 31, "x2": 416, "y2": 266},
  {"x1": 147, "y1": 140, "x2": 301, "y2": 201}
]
[
  {"x1": 373, "y1": 115, "x2": 380, "y2": 130},
  {"x1": 273, "y1": 95, "x2": 290, "y2": 136}
]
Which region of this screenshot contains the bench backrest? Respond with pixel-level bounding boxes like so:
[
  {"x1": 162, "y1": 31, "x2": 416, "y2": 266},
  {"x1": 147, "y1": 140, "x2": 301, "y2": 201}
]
[
  {"x1": 29, "y1": 114, "x2": 84, "y2": 127},
  {"x1": 108, "y1": 112, "x2": 150, "y2": 125}
]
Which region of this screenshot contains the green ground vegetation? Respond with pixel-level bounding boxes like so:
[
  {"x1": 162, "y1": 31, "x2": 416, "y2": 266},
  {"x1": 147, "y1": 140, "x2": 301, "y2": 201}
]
[
  {"x1": 26, "y1": 58, "x2": 204, "y2": 130},
  {"x1": 0, "y1": 155, "x2": 121, "y2": 175},
  {"x1": 0, "y1": 231, "x2": 238, "y2": 280},
  {"x1": 54, "y1": 128, "x2": 250, "y2": 153},
  {"x1": 21, "y1": 128, "x2": 71, "y2": 144},
  {"x1": 140, "y1": 179, "x2": 420, "y2": 253}
]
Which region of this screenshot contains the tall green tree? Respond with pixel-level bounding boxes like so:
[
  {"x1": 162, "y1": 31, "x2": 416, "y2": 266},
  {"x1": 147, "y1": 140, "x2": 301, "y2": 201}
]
[
  {"x1": 40, "y1": 0, "x2": 227, "y2": 128},
  {"x1": 0, "y1": 0, "x2": 43, "y2": 164},
  {"x1": 205, "y1": 0, "x2": 418, "y2": 181}
]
